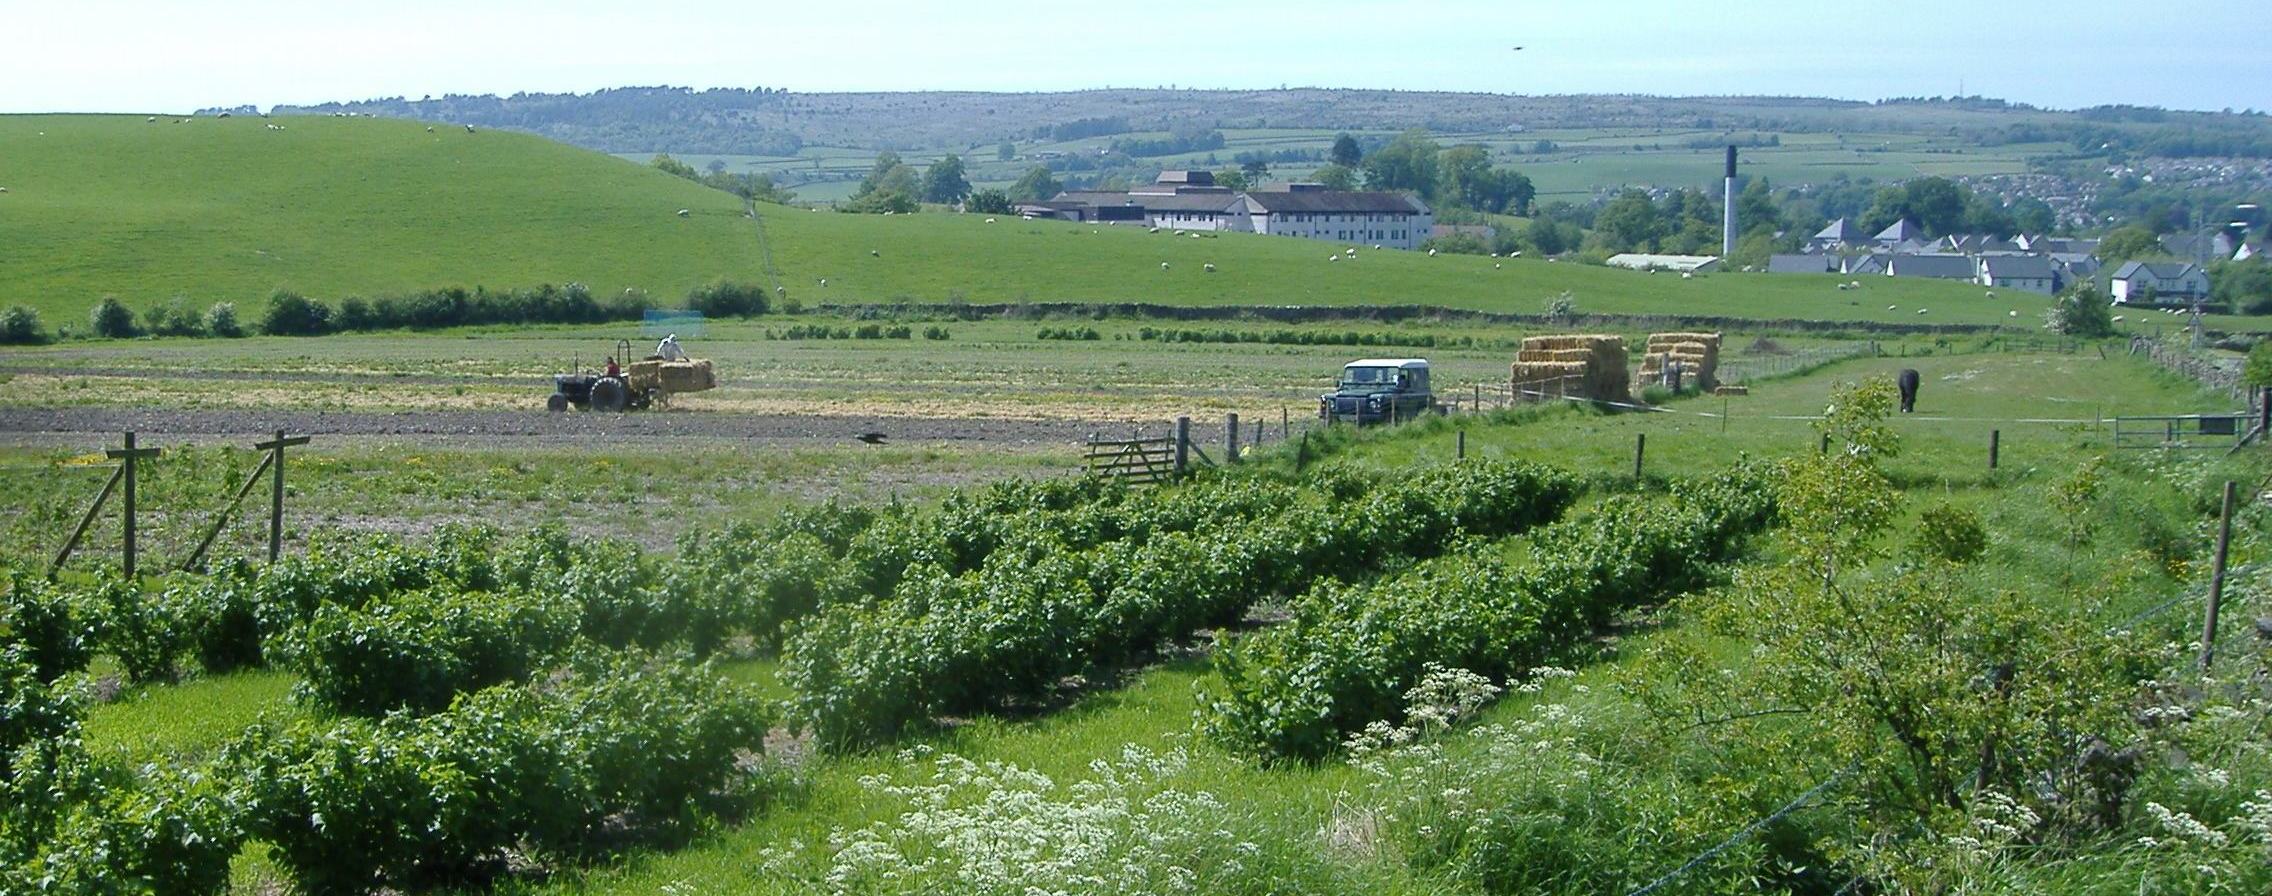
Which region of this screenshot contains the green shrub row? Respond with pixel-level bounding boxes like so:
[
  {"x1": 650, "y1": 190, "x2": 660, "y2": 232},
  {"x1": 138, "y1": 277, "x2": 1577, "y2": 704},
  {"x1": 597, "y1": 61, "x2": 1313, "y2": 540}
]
[
  {"x1": 224, "y1": 653, "x2": 770, "y2": 894},
  {"x1": 769, "y1": 323, "x2": 915, "y2": 340},
  {"x1": 781, "y1": 460, "x2": 1582, "y2": 750},
  {"x1": 1135, "y1": 326, "x2": 1508, "y2": 349},
  {"x1": 1201, "y1": 466, "x2": 1777, "y2": 762}
]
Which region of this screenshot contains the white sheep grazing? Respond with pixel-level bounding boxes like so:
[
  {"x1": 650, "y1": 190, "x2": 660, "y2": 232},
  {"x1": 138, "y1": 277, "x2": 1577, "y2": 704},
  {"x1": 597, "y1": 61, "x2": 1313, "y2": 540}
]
[
  {"x1": 1494, "y1": 263, "x2": 1502, "y2": 269},
  {"x1": 1345, "y1": 248, "x2": 1356, "y2": 256},
  {"x1": 1203, "y1": 263, "x2": 1216, "y2": 273},
  {"x1": 1850, "y1": 281, "x2": 1862, "y2": 288},
  {"x1": 1984, "y1": 290, "x2": 1996, "y2": 298},
  {"x1": 426, "y1": 126, "x2": 435, "y2": 132},
  {"x1": 776, "y1": 286, "x2": 787, "y2": 294},
  {"x1": 675, "y1": 209, "x2": 691, "y2": 218},
  {"x1": 1148, "y1": 227, "x2": 1159, "y2": 233},
  {"x1": 1510, "y1": 251, "x2": 1522, "y2": 257},
  {"x1": 870, "y1": 249, "x2": 880, "y2": 257},
  {"x1": 1917, "y1": 308, "x2": 1928, "y2": 315},
  {"x1": 1681, "y1": 271, "x2": 1693, "y2": 279},
  {"x1": 146, "y1": 116, "x2": 156, "y2": 123},
  {"x1": 1161, "y1": 262, "x2": 1170, "y2": 271},
  {"x1": 818, "y1": 278, "x2": 828, "y2": 287},
  {"x1": 1329, "y1": 255, "x2": 1340, "y2": 262},
  {"x1": 1373, "y1": 244, "x2": 1383, "y2": 250},
  {"x1": 1427, "y1": 248, "x2": 1438, "y2": 256},
  {"x1": 2113, "y1": 314, "x2": 2126, "y2": 322},
  {"x1": 464, "y1": 124, "x2": 475, "y2": 133},
  {"x1": 984, "y1": 217, "x2": 996, "y2": 223},
  {"x1": 2009, "y1": 310, "x2": 2018, "y2": 317},
  {"x1": 1887, "y1": 305, "x2": 1897, "y2": 311}
]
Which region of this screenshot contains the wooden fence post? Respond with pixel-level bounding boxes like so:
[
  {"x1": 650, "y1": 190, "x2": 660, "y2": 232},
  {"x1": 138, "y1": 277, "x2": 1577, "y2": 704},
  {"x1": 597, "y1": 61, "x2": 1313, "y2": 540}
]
[
  {"x1": 1225, "y1": 413, "x2": 1240, "y2": 465},
  {"x1": 1633, "y1": 433, "x2": 1646, "y2": 480},
  {"x1": 1989, "y1": 429, "x2": 2001, "y2": 470},
  {"x1": 106, "y1": 432, "x2": 162, "y2": 579},
  {"x1": 256, "y1": 431, "x2": 311, "y2": 562},
  {"x1": 2202, "y1": 480, "x2": 2237, "y2": 671},
  {"x1": 1457, "y1": 429, "x2": 1466, "y2": 460},
  {"x1": 1174, "y1": 417, "x2": 1191, "y2": 475}
]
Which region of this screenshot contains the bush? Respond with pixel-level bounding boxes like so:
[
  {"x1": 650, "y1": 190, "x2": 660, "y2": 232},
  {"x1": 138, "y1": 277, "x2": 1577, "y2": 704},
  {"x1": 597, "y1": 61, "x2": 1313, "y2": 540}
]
[
  {"x1": 1913, "y1": 501, "x2": 1988, "y2": 563},
  {"x1": 87, "y1": 573, "x2": 185, "y2": 685},
  {"x1": 0, "y1": 305, "x2": 47, "y2": 344},
  {"x1": 9, "y1": 764, "x2": 244, "y2": 896},
  {"x1": 292, "y1": 587, "x2": 577, "y2": 716},
  {"x1": 260, "y1": 289, "x2": 332, "y2": 335},
  {"x1": 143, "y1": 294, "x2": 205, "y2": 337},
  {"x1": 200, "y1": 301, "x2": 243, "y2": 337},
  {"x1": 227, "y1": 654, "x2": 770, "y2": 892},
  {"x1": 0, "y1": 646, "x2": 78, "y2": 777},
  {"x1": 88, "y1": 295, "x2": 138, "y2": 338},
  {"x1": 1, "y1": 567, "x2": 96, "y2": 683},
  {"x1": 178, "y1": 559, "x2": 266, "y2": 674},
  {"x1": 686, "y1": 279, "x2": 769, "y2": 318}
]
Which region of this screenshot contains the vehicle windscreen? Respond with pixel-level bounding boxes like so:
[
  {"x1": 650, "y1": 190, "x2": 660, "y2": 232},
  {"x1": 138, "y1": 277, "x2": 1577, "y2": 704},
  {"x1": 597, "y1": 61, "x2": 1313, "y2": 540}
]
[{"x1": 1339, "y1": 366, "x2": 1402, "y2": 391}]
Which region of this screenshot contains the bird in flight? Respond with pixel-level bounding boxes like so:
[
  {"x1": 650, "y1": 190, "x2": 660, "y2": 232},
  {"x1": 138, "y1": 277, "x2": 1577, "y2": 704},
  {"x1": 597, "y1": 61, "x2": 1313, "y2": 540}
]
[{"x1": 1511, "y1": 46, "x2": 1524, "y2": 51}]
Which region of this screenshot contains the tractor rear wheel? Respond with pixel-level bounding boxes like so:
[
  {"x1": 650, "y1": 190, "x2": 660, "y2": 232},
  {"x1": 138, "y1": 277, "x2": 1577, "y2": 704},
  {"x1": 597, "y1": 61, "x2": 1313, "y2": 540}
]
[
  {"x1": 547, "y1": 393, "x2": 569, "y2": 412},
  {"x1": 590, "y1": 378, "x2": 629, "y2": 412}
]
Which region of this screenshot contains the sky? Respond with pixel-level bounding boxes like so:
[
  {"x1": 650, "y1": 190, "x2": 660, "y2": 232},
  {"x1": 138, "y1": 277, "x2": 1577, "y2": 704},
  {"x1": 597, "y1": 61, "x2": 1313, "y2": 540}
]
[{"x1": 3, "y1": 0, "x2": 2268, "y2": 114}]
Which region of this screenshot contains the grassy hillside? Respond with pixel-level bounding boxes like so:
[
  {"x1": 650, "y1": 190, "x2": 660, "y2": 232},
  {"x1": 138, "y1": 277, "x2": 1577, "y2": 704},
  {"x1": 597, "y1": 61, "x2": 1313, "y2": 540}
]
[
  {"x1": 0, "y1": 113, "x2": 2035, "y2": 329},
  {"x1": 0, "y1": 114, "x2": 758, "y2": 320}
]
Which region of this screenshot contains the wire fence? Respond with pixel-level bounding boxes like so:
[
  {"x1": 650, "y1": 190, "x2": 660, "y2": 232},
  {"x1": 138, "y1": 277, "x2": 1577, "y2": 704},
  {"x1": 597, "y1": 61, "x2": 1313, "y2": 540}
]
[{"x1": 1717, "y1": 341, "x2": 1880, "y2": 385}]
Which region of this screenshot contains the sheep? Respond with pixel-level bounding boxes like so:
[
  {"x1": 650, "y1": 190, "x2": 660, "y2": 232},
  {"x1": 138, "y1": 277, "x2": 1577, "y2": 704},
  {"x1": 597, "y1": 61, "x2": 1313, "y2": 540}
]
[
  {"x1": 146, "y1": 116, "x2": 156, "y2": 123},
  {"x1": 1887, "y1": 305, "x2": 1897, "y2": 311},
  {"x1": 1984, "y1": 290, "x2": 1996, "y2": 298},
  {"x1": 1329, "y1": 255, "x2": 1340, "y2": 262},
  {"x1": 1427, "y1": 248, "x2": 1438, "y2": 257},
  {"x1": 1373, "y1": 244, "x2": 1383, "y2": 250},
  {"x1": 818, "y1": 278, "x2": 828, "y2": 287},
  {"x1": 675, "y1": 209, "x2": 691, "y2": 218},
  {"x1": 776, "y1": 286, "x2": 787, "y2": 294},
  {"x1": 2009, "y1": 310, "x2": 2019, "y2": 317},
  {"x1": 1510, "y1": 251, "x2": 1523, "y2": 257},
  {"x1": 984, "y1": 217, "x2": 997, "y2": 223},
  {"x1": 1203, "y1": 263, "x2": 1217, "y2": 273},
  {"x1": 1160, "y1": 261, "x2": 1170, "y2": 271},
  {"x1": 2112, "y1": 314, "x2": 2125, "y2": 322},
  {"x1": 1917, "y1": 308, "x2": 1928, "y2": 315},
  {"x1": 1345, "y1": 248, "x2": 1356, "y2": 256},
  {"x1": 426, "y1": 126, "x2": 435, "y2": 133},
  {"x1": 1148, "y1": 226, "x2": 1160, "y2": 233},
  {"x1": 1850, "y1": 280, "x2": 1862, "y2": 288},
  {"x1": 870, "y1": 249, "x2": 880, "y2": 257},
  {"x1": 464, "y1": 124, "x2": 475, "y2": 133},
  {"x1": 1494, "y1": 263, "x2": 1502, "y2": 269},
  {"x1": 1681, "y1": 271, "x2": 1693, "y2": 279}
]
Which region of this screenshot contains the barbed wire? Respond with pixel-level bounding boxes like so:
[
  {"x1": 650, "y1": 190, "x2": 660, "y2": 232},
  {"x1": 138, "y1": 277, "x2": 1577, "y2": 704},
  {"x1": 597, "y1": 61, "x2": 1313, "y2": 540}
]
[{"x1": 1622, "y1": 760, "x2": 1860, "y2": 896}]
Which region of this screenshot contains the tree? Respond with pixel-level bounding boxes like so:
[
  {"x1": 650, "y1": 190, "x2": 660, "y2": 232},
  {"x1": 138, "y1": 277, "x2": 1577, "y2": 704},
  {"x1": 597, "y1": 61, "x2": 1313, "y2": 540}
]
[
  {"x1": 996, "y1": 142, "x2": 1016, "y2": 162},
  {"x1": 2096, "y1": 226, "x2": 2165, "y2": 264},
  {"x1": 1735, "y1": 177, "x2": 1784, "y2": 237},
  {"x1": 650, "y1": 153, "x2": 700, "y2": 180},
  {"x1": 1434, "y1": 146, "x2": 1531, "y2": 213},
  {"x1": 1310, "y1": 163, "x2": 1358, "y2": 191},
  {"x1": 1329, "y1": 133, "x2": 1362, "y2": 168},
  {"x1": 1593, "y1": 189, "x2": 1665, "y2": 253},
  {"x1": 966, "y1": 189, "x2": 1012, "y2": 215},
  {"x1": 0, "y1": 305, "x2": 45, "y2": 344},
  {"x1": 856, "y1": 152, "x2": 904, "y2": 198},
  {"x1": 2010, "y1": 197, "x2": 2057, "y2": 234},
  {"x1": 2211, "y1": 257, "x2": 2272, "y2": 313},
  {"x1": 1212, "y1": 168, "x2": 1249, "y2": 191},
  {"x1": 705, "y1": 159, "x2": 728, "y2": 176},
  {"x1": 1007, "y1": 166, "x2": 1062, "y2": 203},
  {"x1": 2048, "y1": 284, "x2": 2116, "y2": 337},
  {"x1": 1240, "y1": 158, "x2": 1269, "y2": 184},
  {"x1": 1361, "y1": 131, "x2": 1441, "y2": 196},
  {"x1": 847, "y1": 152, "x2": 920, "y2": 213},
  {"x1": 89, "y1": 296, "x2": 138, "y2": 338},
  {"x1": 1520, "y1": 218, "x2": 1578, "y2": 256},
  {"x1": 260, "y1": 289, "x2": 332, "y2": 336},
  {"x1": 920, "y1": 154, "x2": 971, "y2": 205}
]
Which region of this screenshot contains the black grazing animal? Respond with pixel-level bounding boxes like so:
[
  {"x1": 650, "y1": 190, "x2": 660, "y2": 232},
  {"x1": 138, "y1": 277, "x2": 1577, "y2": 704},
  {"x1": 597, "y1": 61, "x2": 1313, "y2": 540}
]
[
  {"x1": 854, "y1": 432, "x2": 887, "y2": 445},
  {"x1": 1896, "y1": 368, "x2": 1920, "y2": 414}
]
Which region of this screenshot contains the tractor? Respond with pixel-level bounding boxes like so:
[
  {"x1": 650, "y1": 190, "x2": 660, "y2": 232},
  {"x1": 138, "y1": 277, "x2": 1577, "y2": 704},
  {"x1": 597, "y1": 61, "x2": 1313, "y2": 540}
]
[{"x1": 548, "y1": 339, "x2": 715, "y2": 412}]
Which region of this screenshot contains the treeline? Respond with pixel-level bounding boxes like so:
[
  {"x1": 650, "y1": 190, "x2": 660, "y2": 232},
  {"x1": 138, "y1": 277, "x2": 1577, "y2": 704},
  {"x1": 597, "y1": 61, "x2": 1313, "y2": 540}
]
[
  {"x1": 1110, "y1": 128, "x2": 1226, "y2": 158},
  {"x1": 278, "y1": 86, "x2": 809, "y2": 156},
  {"x1": 1133, "y1": 326, "x2": 1505, "y2": 349},
  {"x1": 1036, "y1": 117, "x2": 1131, "y2": 141},
  {"x1": 648, "y1": 154, "x2": 795, "y2": 203}
]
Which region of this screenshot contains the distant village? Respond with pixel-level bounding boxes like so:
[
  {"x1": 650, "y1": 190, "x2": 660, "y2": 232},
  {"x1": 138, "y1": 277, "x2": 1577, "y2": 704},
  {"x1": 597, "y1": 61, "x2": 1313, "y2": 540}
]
[{"x1": 1033, "y1": 171, "x2": 2259, "y2": 308}]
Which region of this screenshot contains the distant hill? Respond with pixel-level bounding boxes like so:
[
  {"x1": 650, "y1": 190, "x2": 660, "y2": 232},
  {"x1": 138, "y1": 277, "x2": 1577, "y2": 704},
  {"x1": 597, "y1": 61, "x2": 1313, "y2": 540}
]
[
  {"x1": 272, "y1": 88, "x2": 2272, "y2": 159},
  {"x1": 0, "y1": 112, "x2": 2036, "y2": 329}
]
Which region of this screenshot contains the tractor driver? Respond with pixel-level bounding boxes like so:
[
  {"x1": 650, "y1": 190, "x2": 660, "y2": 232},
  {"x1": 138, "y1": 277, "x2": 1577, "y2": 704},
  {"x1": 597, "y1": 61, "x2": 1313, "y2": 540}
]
[
  {"x1": 605, "y1": 356, "x2": 621, "y2": 379},
  {"x1": 657, "y1": 333, "x2": 688, "y2": 362}
]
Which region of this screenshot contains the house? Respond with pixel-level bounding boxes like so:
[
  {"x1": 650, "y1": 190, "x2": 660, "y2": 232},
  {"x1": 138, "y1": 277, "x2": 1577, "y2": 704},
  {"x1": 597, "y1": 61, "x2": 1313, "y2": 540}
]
[
  {"x1": 1977, "y1": 254, "x2": 2059, "y2": 294},
  {"x1": 2051, "y1": 253, "x2": 2101, "y2": 283},
  {"x1": 2109, "y1": 261, "x2": 2211, "y2": 304},
  {"x1": 1808, "y1": 218, "x2": 1861, "y2": 253},
  {"x1": 1941, "y1": 234, "x2": 2021, "y2": 254},
  {"x1": 1843, "y1": 254, "x2": 1887, "y2": 276},
  {"x1": 2160, "y1": 232, "x2": 2248, "y2": 263},
  {"x1": 1605, "y1": 253, "x2": 1722, "y2": 274},
  {"x1": 1873, "y1": 219, "x2": 1924, "y2": 248},
  {"x1": 1239, "y1": 184, "x2": 1433, "y2": 250},
  {"x1": 1883, "y1": 254, "x2": 1976, "y2": 280},
  {"x1": 1767, "y1": 253, "x2": 1834, "y2": 274}
]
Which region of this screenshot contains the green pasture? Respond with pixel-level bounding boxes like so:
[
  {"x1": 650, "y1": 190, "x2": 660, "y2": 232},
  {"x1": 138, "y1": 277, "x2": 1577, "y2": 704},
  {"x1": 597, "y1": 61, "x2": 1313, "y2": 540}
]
[{"x1": 2, "y1": 114, "x2": 2046, "y2": 331}]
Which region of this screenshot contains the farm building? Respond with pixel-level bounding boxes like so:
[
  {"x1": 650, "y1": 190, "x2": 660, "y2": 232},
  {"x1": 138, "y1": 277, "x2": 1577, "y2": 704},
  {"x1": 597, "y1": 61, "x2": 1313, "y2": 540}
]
[
  {"x1": 1768, "y1": 253, "x2": 1835, "y2": 274},
  {"x1": 2109, "y1": 261, "x2": 2211, "y2": 304},
  {"x1": 1035, "y1": 172, "x2": 1433, "y2": 249},
  {"x1": 1976, "y1": 254, "x2": 2059, "y2": 294},
  {"x1": 1882, "y1": 254, "x2": 1977, "y2": 280},
  {"x1": 1604, "y1": 253, "x2": 1722, "y2": 274},
  {"x1": 1807, "y1": 218, "x2": 1862, "y2": 253}
]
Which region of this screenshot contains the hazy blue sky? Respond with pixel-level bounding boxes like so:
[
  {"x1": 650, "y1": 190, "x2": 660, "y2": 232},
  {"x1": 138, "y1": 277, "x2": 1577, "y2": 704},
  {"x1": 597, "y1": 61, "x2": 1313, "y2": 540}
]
[{"x1": 4, "y1": 0, "x2": 2266, "y2": 113}]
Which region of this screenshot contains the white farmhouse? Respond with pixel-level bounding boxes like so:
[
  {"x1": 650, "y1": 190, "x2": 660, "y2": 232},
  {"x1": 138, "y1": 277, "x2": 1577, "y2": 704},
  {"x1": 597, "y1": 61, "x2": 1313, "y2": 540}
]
[
  {"x1": 2108, "y1": 261, "x2": 2211, "y2": 305},
  {"x1": 1976, "y1": 254, "x2": 2059, "y2": 295}
]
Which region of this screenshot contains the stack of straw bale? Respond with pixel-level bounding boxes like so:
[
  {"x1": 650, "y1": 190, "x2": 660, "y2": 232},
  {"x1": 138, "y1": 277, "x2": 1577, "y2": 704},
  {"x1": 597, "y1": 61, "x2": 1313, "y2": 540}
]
[
  {"x1": 1511, "y1": 334, "x2": 1628, "y2": 402},
  {"x1": 628, "y1": 358, "x2": 717, "y2": 394},
  {"x1": 1636, "y1": 332, "x2": 1721, "y2": 392}
]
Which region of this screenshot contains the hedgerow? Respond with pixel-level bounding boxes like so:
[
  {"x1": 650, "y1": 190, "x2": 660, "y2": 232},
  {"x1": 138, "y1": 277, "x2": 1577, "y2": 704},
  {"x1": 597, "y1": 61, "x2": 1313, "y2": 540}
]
[
  {"x1": 226, "y1": 652, "x2": 770, "y2": 893},
  {"x1": 782, "y1": 460, "x2": 1580, "y2": 749},
  {"x1": 290, "y1": 586, "x2": 578, "y2": 717},
  {"x1": 1202, "y1": 466, "x2": 1776, "y2": 763}
]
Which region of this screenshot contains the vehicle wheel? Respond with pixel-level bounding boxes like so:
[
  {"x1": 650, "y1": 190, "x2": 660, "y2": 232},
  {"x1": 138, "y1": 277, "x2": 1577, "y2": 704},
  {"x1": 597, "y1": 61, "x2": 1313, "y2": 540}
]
[
  {"x1": 547, "y1": 393, "x2": 568, "y2": 412},
  {"x1": 590, "y1": 377, "x2": 628, "y2": 412}
]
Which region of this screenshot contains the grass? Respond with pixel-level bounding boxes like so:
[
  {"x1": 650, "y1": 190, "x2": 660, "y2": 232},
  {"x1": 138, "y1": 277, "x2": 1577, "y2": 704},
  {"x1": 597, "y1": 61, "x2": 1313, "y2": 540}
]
[{"x1": 1, "y1": 114, "x2": 2039, "y2": 329}]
